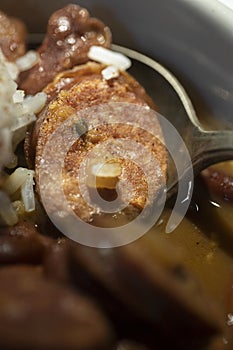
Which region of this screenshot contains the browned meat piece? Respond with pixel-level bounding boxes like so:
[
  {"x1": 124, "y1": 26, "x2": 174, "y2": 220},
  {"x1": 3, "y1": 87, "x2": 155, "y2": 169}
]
[
  {"x1": 0, "y1": 221, "x2": 52, "y2": 265},
  {"x1": 33, "y1": 62, "x2": 166, "y2": 222},
  {"x1": 43, "y1": 238, "x2": 71, "y2": 284},
  {"x1": 115, "y1": 341, "x2": 151, "y2": 350},
  {"x1": 69, "y1": 234, "x2": 223, "y2": 349},
  {"x1": 19, "y1": 4, "x2": 111, "y2": 94},
  {"x1": 0, "y1": 10, "x2": 26, "y2": 61},
  {"x1": 0, "y1": 265, "x2": 114, "y2": 350},
  {"x1": 202, "y1": 163, "x2": 233, "y2": 202}
]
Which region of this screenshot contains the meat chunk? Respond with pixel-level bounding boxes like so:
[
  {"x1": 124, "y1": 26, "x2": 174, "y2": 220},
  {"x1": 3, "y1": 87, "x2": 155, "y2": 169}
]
[
  {"x1": 115, "y1": 341, "x2": 151, "y2": 350},
  {"x1": 43, "y1": 238, "x2": 71, "y2": 284},
  {"x1": 19, "y1": 4, "x2": 111, "y2": 94},
  {"x1": 70, "y1": 236, "x2": 223, "y2": 349},
  {"x1": 202, "y1": 162, "x2": 233, "y2": 202},
  {"x1": 0, "y1": 265, "x2": 114, "y2": 350},
  {"x1": 33, "y1": 62, "x2": 166, "y2": 223},
  {"x1": 0, "y1": 10, "x2": 26, "y2": 61},
  {"x1": 0, "y1": 221, "x2": 52, "y2": 265}
]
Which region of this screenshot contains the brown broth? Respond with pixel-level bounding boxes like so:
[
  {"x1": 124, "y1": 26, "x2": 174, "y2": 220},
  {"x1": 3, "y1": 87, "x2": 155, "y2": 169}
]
[{"x1": 149, "y1": 175, "x2": 233, "y2": 349}]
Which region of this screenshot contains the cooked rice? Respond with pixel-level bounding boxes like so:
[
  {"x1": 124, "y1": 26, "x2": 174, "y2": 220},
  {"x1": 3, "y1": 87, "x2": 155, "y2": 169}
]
[
  {"x1": 5, "y1": 61, "x2": 19, "y2": 80},
  {"x1": 0, "y1": 49, "x2": 46, "y2": 226},
  {"x1": 13, "y1": 90, "x2": 25, "y2": 104},
  {"x1": 101, "y1": 65, "x2": 119, "y2": 80},
  {"x1": 88, "y1": 46, "x2": 131, "y2": 70},
  {"x1": 15, "y1": 50, "x2": 39, "y2": 72}
]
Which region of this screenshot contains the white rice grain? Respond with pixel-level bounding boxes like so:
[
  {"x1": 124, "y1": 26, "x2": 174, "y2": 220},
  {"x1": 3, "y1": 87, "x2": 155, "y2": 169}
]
[
  {"x1": 21, "y1": 172, "x2": 35, "y2": 212},
  {"x1": 101, "y1": 65, "x2": 119, "y2": 80},
  {"x1": 88, "y1": 46, "x2": 131, "y2": 71},
  {"x1": 5, "y1": 61, "x2": 19, "y2": 80},
  {"x1": 22, "y1": 92, "x2": 47, "y2": 114},
  {"x1": 3, "y1": 168, "x2": 35, "y2": 196},
  {"x1": 15, "y1": 50, "x2": 39, "y2": 72},
  {"x1": 13, "y1": 90, "x2": 25, "y2": 103},
  {"x1": 11, "y1": 113, "x2": 37, "y2": 132}
]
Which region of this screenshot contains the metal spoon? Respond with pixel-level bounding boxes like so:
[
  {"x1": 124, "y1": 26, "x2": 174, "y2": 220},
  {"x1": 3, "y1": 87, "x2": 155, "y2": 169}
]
[
  {"x1": 112, "y1": 44, "x2": 233, "y2": 231},
  {"x1": 113, "y1": 44, "x2": 233, "y2": 190}
]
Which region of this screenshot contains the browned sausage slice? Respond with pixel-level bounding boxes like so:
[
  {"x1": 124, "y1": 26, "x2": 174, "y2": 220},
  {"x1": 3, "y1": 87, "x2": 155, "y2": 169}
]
[{"x1": 33, "y1": 62, "x2": 167, "y2": 223}]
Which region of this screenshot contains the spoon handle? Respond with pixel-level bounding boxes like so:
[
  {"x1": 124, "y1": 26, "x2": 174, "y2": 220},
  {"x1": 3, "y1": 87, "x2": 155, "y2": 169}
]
[
  {"x1": 191, "y1": 128, "x2": 233, "y2": 175},
  {"x1": 166, "y1": 128, "x2": 233, "y2": 199}
]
